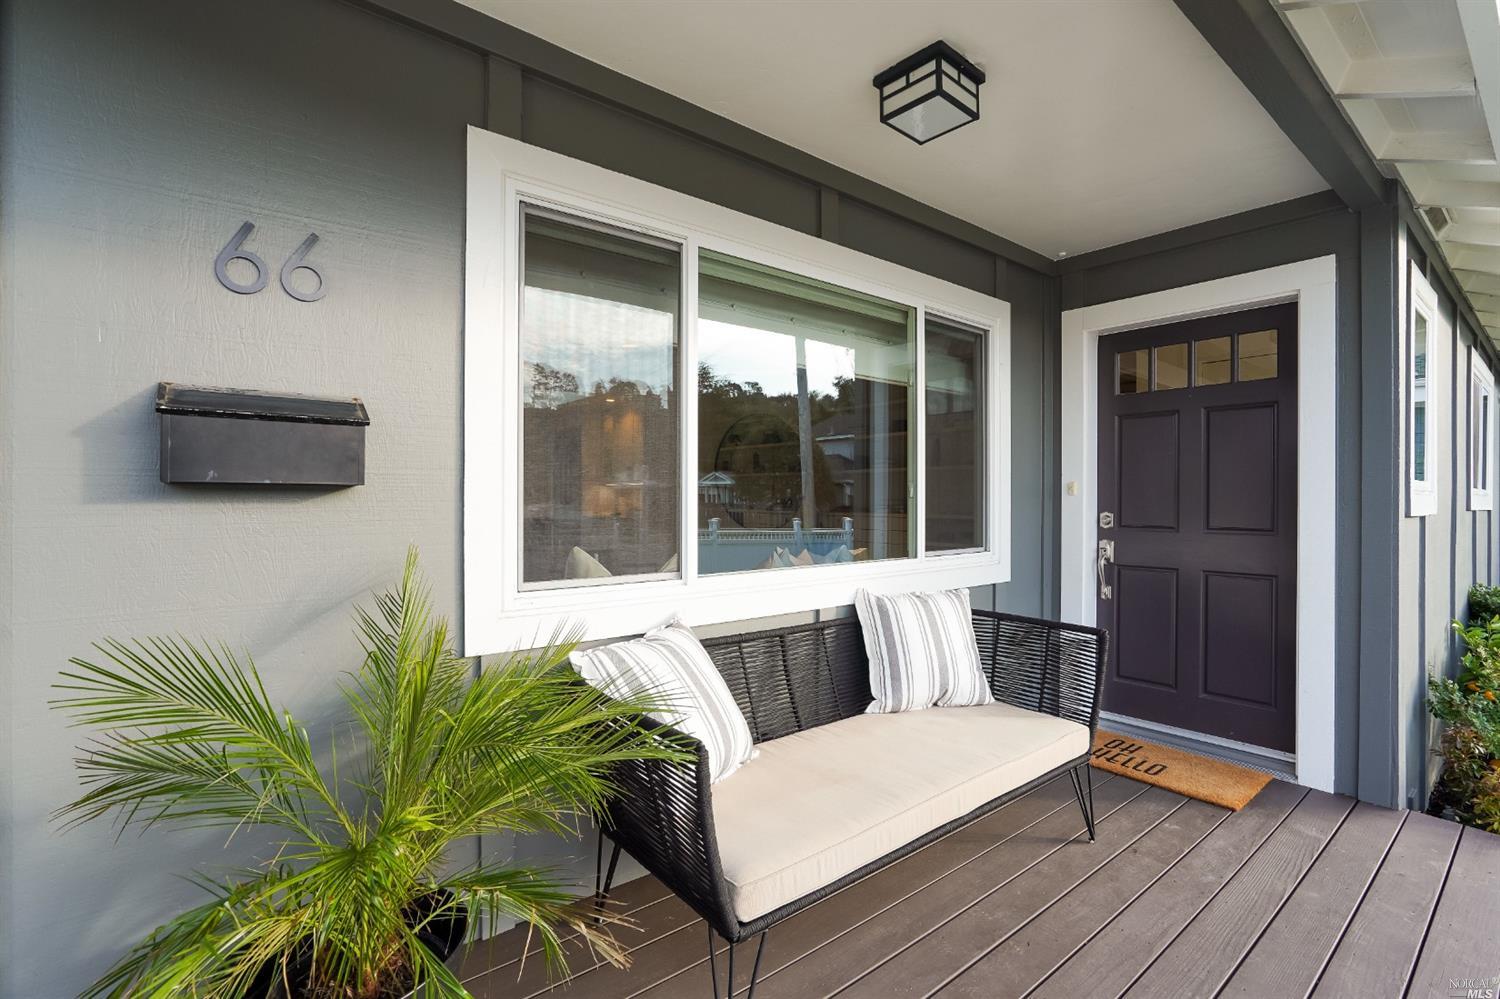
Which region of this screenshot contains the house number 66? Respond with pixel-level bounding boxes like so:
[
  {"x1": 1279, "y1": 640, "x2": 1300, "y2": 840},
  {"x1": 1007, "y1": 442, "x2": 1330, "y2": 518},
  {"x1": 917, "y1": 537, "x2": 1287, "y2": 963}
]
[{"x1": 214, "y1": 221, "x2": 326, "y2": 302}]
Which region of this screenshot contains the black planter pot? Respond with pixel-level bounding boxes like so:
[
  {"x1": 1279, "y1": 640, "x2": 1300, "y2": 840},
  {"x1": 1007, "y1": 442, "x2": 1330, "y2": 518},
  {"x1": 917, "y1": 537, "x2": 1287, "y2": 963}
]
[{"x1": 242, "y1": 891, "x2": 468, "y2": 998}]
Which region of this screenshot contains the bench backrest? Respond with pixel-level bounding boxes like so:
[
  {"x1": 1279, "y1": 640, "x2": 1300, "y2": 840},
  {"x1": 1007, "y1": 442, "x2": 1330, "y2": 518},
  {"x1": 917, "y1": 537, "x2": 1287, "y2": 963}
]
[{"x1": 699, "y1": 616, "x2": 871, "y2": 744}]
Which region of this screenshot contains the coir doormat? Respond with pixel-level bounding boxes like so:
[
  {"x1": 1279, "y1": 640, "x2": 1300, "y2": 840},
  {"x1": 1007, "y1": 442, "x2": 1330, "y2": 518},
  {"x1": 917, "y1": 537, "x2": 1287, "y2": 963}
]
[{"x1": 1090, "y1": 731, "x2": 1273, "y2": 810}]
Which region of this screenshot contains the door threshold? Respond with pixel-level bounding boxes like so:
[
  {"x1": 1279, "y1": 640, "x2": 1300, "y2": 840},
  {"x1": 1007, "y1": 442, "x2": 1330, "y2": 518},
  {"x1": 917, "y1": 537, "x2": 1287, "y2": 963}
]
[{"x1": 1099, "y1": 711, "x2": 1297, "y2": 782}]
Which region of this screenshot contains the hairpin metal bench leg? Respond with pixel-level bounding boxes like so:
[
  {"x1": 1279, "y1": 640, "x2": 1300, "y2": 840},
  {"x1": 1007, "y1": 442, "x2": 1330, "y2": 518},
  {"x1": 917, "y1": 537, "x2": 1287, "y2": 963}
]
[
  {"x1": 745, "y1": 931, "x2": 768, "y2": 999},
  {"x1": 707, "y1": 928, "x2": 769, "y2": 999},
  {"x1": 1071, "y1": 763, "x2": 1096, "y2": 842},
  {"x1": 594, "y1": 832, "x2": 622, "y2": 911}
]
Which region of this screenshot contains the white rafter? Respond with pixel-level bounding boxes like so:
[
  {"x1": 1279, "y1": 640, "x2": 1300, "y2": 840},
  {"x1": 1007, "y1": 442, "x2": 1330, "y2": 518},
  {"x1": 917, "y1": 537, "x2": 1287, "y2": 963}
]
[
  {"x1": 1277, "y1": 0, "x2": 1500, "y2": 342},
  {"x1": 1416, "y1": 180, "x2": 1500, "y2": 210},
  {"x1": 1337, "y1": 55, "x2": 1476, "y2": 100}
]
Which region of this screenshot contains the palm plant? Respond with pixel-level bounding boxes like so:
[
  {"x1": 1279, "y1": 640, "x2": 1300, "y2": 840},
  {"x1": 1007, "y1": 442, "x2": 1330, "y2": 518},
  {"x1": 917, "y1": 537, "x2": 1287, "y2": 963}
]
[{"x1": 52, "y1": 548, "x2": 684, "y2": 998}]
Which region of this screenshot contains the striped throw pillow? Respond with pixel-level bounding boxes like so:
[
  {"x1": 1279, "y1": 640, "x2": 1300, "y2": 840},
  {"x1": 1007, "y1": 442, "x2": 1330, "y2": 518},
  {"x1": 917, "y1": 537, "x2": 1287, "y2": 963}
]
[
  {"x1": 856, "y1": 588, "x2": 994, "y2": 713},
  {"x1": 570, "y1": 618, "x2": 756, "y2": 783}
]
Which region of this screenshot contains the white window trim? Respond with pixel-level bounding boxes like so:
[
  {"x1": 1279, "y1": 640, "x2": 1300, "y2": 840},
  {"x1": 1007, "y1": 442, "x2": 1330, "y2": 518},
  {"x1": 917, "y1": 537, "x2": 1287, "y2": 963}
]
[
  {"x1": 1406, "y1": 263, "x2": 1441, "y2": 518},
  {"x1": 1470, "y1": 344, "x2": 1495, "y2": 512},
  {"x1": 1059, "y1": 256, "x2": 1337, "y2": 794},
  {"x1": 464, "y1": 127, "x2": 1011, "y2": 655}
]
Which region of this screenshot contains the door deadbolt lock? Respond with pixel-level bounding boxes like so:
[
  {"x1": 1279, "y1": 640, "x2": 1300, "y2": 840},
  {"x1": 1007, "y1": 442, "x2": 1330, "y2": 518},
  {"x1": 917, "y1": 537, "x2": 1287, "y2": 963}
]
[{"x1": 1099, "y1": 511, "x2": 1115, "y2": 529}]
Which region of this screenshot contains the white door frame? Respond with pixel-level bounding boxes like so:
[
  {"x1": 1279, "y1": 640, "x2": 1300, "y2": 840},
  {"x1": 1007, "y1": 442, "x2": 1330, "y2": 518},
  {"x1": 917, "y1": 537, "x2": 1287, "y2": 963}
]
[{"x1": 1060, "y1": 256, "x2": 1338, "y2": 793}]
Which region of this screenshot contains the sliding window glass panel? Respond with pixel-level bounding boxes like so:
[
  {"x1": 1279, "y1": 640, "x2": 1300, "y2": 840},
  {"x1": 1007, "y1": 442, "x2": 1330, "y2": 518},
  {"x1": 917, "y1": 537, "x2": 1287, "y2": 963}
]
[
  {"x1": 1413, "y1": 313, "x2": 1428, "y2": 483},
  {"x1": 697, "y1": 250, "x2": 914, "y2": 573},
  {"x1": 1474, "y1": 373, "x2": 1490, "y2": 492},
  {"x1": 520, "y1": 209, "x2": 680, "y2": 586},
  {"x1": 925, "y1": 318, "x2": 984, "y2": 552}
]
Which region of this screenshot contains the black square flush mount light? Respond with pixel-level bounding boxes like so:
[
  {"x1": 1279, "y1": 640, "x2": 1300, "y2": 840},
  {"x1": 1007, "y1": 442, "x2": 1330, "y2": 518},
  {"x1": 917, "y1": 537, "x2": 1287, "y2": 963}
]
[{"x1": 873, "y1": 41, "x2": 985, "y2": 145}]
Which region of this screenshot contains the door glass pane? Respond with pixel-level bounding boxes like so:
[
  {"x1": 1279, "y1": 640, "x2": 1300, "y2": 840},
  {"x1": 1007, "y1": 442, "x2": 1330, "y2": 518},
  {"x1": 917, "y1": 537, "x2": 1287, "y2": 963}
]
[
  {"x1": 1118, "y1": 348, "x2": 1149, "y2": 394},
  {"x1": 1152, "y1": 342, "x2": 1188, "y2": 390},
  {"x1": 1195, "y1": 336, "x2": 1232, "y2": 386},
  {"x1": 1239, "y1": 329, "x2": 1278, "y2": 381},
  {"x1": 698, "y1": 250, "x2": 914, "y2": 573},
  {"x1": 1154, "y1": 343, "x2": 1189, "y2": 390},
  {"x1": 926, "y1": 318, "x2": 984, "y2": 553},
  {"x1": 1413, "y1": 314, "x2": 1428, "y2": 482},
  {"x1": 520, "y1": 210, "x2": 680, "y2": 586}
]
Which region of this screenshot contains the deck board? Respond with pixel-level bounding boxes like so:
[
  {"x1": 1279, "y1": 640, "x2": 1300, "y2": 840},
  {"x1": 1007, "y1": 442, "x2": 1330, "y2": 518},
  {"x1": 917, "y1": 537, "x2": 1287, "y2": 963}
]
[
  {"x1": 1401, "y1": 825, "x2": 1500, "y2": 998},
  {"x1": 1218, "y1": 802, "x2": 1404, "y2": 999},
  {"x1": 1309, "y1": 810, "x2": 1459, "y2": 997},
  {"x1": 1029, "y1": 779, "x2": 1307, "y2": 999},
  {"x1": 456, "y1": 773, "x2": 1499, "y2": 999},
  {"x1": 842, "y1": 786, "x2": 1187, "y2": 998},
  {"x1": 934, "y1": 798, "x2": 1229, "y2": 998},
  {"x1": 1121, "y1": 789, "x2": 1353, "y2": 999}
]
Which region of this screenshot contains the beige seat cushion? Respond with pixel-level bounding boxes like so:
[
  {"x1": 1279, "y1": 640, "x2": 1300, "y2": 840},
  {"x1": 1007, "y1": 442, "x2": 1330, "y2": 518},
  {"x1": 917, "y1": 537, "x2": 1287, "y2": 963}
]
[{"x1": 711, "y1": 702, "x2": 1088, "y2": 923}]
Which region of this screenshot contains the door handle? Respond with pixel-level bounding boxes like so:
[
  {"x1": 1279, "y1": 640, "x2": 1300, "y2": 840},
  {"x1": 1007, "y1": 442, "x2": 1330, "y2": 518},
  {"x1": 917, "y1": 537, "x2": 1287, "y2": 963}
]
[{"x1": 1097, "y1": 540, "x2": 1115, "y2": 601}]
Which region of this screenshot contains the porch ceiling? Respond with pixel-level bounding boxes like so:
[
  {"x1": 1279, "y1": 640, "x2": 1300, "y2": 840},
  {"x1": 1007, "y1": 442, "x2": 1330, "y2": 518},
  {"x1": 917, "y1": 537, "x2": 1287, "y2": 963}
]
[
  {"x1": 459, "y1": 0, "x2": 1329, "y2": 261},
  {"x1": 1276, "y1": 0, "x2": 1500, "y2": 343}
]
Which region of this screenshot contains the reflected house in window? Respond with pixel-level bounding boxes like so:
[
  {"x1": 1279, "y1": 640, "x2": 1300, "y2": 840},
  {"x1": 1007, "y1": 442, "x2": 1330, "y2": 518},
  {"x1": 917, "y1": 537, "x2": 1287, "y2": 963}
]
[{"x1": 697, "y1": 470, "x2": 737, "y2": 506}]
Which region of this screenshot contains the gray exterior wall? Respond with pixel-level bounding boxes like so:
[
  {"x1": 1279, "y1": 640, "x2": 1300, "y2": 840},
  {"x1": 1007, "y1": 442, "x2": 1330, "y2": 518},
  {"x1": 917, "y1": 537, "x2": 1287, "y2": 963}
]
[
  {"x1": 0, "y1": 0, "x2": 1056, "y2": 993},
  {"x1": 1059, "y1": 193, "x2": 1367, "y2": 797},
  {"x1": 1399, "y1": 203, "x2": 1500, "y2": 811}
]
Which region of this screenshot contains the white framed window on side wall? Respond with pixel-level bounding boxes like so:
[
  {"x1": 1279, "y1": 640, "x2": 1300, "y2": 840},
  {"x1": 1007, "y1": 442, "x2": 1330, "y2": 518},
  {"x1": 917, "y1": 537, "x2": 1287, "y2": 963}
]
[
  {"x1": 463, "y1": 127, "x2": 1011, "y2": 654},
  {"x1": 1470, "y1": 344, "x2": 1495, "y2": 512},
  {"x1": 1407, "y1": 263, "x2": 1441, "y2": 518}
]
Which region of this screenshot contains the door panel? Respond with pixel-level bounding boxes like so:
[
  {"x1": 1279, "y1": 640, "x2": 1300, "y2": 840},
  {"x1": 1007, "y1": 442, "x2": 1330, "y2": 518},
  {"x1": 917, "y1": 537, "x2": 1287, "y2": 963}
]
[
  {"x1": 1097, "y1": 303, "x2": 1297, "y2": 752},
  {"x1": 1205, "y1": 405, "x2": 1278, "y2": 532},
  {"x1": 1118, "y1": 413, "x2": 1180, "y2": 529},
  {"x1": 1113, "y1": 565, "x2": 1179, "y2": 688},
  {"x1": 1202, "y1": 571, "x2": 1278, "y2": 706}
]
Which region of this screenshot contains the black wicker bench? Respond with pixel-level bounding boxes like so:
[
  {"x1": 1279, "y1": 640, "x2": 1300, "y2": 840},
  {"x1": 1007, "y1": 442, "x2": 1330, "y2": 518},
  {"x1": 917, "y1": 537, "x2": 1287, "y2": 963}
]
[{"x1": 593, "y1": 609, "x2": 1106, "y2": 998}]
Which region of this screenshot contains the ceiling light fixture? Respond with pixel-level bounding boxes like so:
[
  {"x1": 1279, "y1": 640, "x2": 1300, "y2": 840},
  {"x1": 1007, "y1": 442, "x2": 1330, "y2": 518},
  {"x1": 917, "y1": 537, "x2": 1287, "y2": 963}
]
[{"x1": 873, "y1": 40, "x2": 985, "y2": 145}]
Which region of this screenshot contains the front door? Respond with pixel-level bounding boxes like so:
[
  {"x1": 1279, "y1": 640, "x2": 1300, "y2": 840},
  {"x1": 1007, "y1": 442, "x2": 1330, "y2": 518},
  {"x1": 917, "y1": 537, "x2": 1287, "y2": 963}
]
[{"x1": 1096, "y1": 304, "x2": 1297, "y2": 752}]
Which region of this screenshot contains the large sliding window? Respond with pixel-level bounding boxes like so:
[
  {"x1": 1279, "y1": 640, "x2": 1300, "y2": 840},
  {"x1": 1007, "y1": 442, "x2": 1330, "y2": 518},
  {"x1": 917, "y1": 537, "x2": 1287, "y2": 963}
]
[
  {"x1": 1407, "y1": 262, "x2": 1441, "y2": 518},
  {"x1": 1471, "y1": 345, "x2": 1495, "y2": 512},
  {"x1": 697, "y1": 251, "x2": 915, "y2": 573},
  {"x1": 924, "y1": 318, "x2": 985, "y2": 553},
  {"x1": 520, "y1": 210, "x2": 681, "y2": 585},
  {"x1": 465, "y1": 132, "x2": 1010, "y2": 650}
]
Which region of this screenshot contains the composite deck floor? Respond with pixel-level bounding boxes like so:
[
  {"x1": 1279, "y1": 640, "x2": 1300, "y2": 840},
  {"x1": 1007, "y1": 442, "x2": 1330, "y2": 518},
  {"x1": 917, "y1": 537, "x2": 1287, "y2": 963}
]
[{"x1": 458, "y1": 771, "x2": 1500, "y2": 999}]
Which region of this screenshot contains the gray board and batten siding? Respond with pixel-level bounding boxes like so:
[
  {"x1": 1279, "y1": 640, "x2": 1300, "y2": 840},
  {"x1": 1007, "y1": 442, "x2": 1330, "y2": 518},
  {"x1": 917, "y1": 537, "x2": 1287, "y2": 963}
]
[{"x1": 0, "y1": 0, "x2": 1055, "y2": 994}]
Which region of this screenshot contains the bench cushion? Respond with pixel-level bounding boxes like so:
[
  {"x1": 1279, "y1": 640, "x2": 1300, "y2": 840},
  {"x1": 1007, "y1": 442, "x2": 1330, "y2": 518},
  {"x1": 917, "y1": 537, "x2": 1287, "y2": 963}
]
[{"x1": 710, "y1": 702, "x2": 1089, "y2": 923}]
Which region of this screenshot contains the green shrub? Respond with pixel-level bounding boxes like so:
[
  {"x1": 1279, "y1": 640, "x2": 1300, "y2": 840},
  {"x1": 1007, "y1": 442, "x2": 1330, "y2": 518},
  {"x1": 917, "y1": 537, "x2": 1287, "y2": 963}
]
[
  {"x1": 1429, "y1": 672, "x2": 1500, "y2": 832},
  {"x1": 1452, "y1": 615, "x2": 1500, "y2": 693},
  {"x1": 1469, "y1": 582, "x2": 1500, "y2": 622}
]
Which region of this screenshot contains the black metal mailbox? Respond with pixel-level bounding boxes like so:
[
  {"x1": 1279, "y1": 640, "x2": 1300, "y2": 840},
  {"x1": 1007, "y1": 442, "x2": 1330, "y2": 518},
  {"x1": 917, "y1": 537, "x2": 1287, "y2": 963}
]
[{"x1": 156, "y1": 383, "x2": 369, "y2": 486}]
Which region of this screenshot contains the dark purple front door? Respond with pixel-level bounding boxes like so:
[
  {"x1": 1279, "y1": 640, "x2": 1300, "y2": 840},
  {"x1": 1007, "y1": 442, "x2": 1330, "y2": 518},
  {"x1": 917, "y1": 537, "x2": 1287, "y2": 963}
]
[{"x1": 1096, "y1": 304, "x2": 1297, "y2": 752}]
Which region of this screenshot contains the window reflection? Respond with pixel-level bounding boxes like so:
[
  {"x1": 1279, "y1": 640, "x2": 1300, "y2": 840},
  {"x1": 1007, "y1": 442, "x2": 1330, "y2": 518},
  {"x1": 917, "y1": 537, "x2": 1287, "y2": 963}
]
[
  {"x1": 697, "y1": 250, "x2": 914, "y2": 573},
  {"x1": 1239, "y1": 329, "x2": 1278, "y2": 382},
  {"x1": 520, "y1": 210, "x2": 680, "y2": 585},
  {"x1": 1195, "y1": 337, "x2": 1231, "y2": 386},
  {"x1": 1154, "y1": 343, "x2": 1189, "y2": 390},
  {"x1": 1118, "y1": 349, "x2": 1150, "y2": 394},
  {"x1": 926, "y1": 318, "x2": 984, "y2": 552}
]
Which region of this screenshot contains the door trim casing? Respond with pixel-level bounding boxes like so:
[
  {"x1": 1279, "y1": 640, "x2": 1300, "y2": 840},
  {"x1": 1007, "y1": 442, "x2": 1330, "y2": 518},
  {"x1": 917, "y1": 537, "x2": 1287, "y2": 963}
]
[{"x1": 1061, "y1": 256, "x2": 1337, "y2": 793}]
